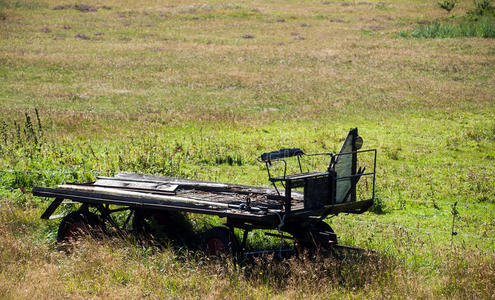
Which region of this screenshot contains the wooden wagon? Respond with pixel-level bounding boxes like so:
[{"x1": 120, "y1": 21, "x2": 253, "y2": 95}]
[{"x1": 33, "y1": 128, "x2": 376, "y2": 255}]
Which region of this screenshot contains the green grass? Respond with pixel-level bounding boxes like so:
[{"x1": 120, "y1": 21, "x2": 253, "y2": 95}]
[
  {"x1": 401, "y1": 17, "x2": 495, "y2": 38},
  {"x1": 0, "y1": 0, "x2": 494, "y2": 298},
  {"x1": 400, "y1": 1, "x2": 495, "y2": 38}
]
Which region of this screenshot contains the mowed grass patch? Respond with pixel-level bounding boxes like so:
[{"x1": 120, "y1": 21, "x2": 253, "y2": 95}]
[{"x1": 1, "y1": 0, "x2": 494, "y2": 122}]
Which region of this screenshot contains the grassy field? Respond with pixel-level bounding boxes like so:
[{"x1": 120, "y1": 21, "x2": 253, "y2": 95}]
[{"x1": 1, "y1": 0, "x2": 494, "y2": 298}]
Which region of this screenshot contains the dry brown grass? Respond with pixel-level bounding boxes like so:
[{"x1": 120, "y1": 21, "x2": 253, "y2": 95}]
[{"x1": 0, "y1": 204, "x2": 494, "y2": 299}]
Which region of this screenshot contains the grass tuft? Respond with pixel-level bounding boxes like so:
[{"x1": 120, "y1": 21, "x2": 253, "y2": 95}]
[{"x1": 401, "y1": 17, "x2": 495, "y2": 38}]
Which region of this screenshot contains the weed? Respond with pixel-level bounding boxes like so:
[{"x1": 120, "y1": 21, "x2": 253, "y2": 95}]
[
  {"x1": 398, "y1": 191, "x2": 406, "y2": 210},
  {"x1": 215, "y1": 155, "x2": 243, "y2": 166},
  {"x1": 385, "y1": 147, "x2": 401, "y2": 160},
  {"x1": 0, "y1": 121, "x2": 7, "y2": 145},
  {"x1": 403, "y1": 0, "x2": 495, "y2": 38},
  {"x1": 438, "y1": 0, "x2": 457, "y2": 13},
  {"x1": 474, "y1": 0, "x2": 493, "y2": 12},
  {"x1": 370, "y1": 195, "x2": 387, "y2": 214},
  {"x1": 34, "y1": 108, "x2": 42, "y2": 138}
]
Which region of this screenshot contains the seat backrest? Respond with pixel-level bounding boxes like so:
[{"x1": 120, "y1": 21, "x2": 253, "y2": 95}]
[{"x1": 333, "y1": 128, "x2": 359, "y2": 203}]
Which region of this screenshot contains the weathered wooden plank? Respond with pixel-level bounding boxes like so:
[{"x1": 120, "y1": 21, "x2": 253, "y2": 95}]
[
  {"x1": 111, "y1": 172, "x2": 286, "y2": 196},
  {"x1": 94, "y1": 179, "x2": 179, "y2": 192},
  {"x1": 34, "y1": 187, "x2": 280, "y2": 222},
  {"x1": 40, "y1": 197, "x2": 63, "y2": 219},
  {"x1": 90, "y1": 184, "x2": 178, "y2": 196},
  {"x1": 57, "y1": 184, "x2": 231, "y2": 209}
]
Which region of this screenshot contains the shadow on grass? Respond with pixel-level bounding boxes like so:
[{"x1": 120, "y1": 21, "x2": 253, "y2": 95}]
[
  {"x1": 237, "y1": 247, "x2": 391, "y2": 291},
  {"x1": 130, "y1": 229, "x2": 391, "y2": 292}
]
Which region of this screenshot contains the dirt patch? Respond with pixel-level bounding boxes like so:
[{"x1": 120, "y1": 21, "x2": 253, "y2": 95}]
[
  {"x1": 53, "y1": 4, "x2": 110, "y2": 12},
  {"x1": 75, "y1": 33, "x2": 90, "y2": 40},
  {"x1": 75, "y1": 4, "x2": 97, "y2": 12},
  {"x1": 367, "y1": 25, "x2": 384, "y2": 31},
  {"x1": 53, "y1": 4, "x2": 72, "y2": 10},
  {"x1": 40, "y1": 27, "x2": 51, "y2": 33},
  {"x1": 341, "y1": 1, "x2": 372, "y2": 6},
  {"x1": 241, "y1": 34, "x2": 254, "y2": 39}
]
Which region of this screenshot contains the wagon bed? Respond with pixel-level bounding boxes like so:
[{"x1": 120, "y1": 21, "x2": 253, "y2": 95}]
[{"x1": 34, "y1": 172, "x2": 300, "y2": 223}]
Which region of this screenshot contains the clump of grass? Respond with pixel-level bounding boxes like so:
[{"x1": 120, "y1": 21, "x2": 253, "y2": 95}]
[
  {"x1": 438, "y1": 0, "x2": 457, "y2": 13},
  {"x1": 370, "y1": 195, "x2": 387, "y2": 214},
  {"x1": 468, "y1": 0, "x2": 495, "y2": 21},
  {"x1": 214, "y1": 154, "x2": 243, "y2": 166},
  {"x1": 0, "y1": 121, "x2": 7, "y2": 145},
  {"x1": 474, "y1": 0, "x2": 493, "y2": 13},
  {"x1": 401, "y1": 17, "x2": 495, "y2": 38}
]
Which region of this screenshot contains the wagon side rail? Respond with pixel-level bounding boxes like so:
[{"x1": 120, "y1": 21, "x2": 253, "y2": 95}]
[{"x1": 332, "y1": 148, "x2": 377, "y2": 203}]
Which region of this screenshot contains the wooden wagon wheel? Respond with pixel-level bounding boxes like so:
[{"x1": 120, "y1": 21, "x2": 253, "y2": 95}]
[
  {"x1": 283, "y1": 219, "x2": 337, "y2": 254},
  {"x1": 57, "y1": 210, "x2": 105, "y2": 242},
  {"x1": 201, "y1": 226, "x2": 239, "y2": 256},
  {"x1": 132, "y1": 209, "x2": 196, "y2": 247}
]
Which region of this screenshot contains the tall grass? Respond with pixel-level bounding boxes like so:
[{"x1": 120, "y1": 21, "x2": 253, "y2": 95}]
[
  {"x1": 0, "y1": 203, "x2": 494, "y2": 298},
  {"x1": 401, "y1": 17, "x2": 495, "y2": 38}
]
